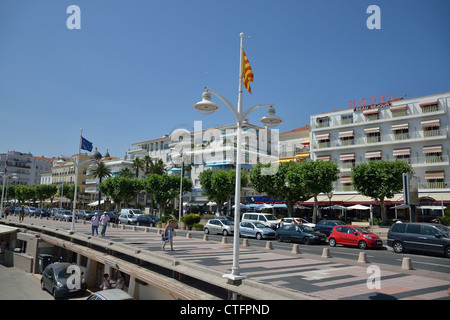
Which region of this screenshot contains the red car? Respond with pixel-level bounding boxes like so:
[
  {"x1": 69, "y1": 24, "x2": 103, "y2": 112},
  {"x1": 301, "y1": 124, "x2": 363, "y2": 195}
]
[{"x1": 328, "y1": 225, "x2": 383, "y2": 249}]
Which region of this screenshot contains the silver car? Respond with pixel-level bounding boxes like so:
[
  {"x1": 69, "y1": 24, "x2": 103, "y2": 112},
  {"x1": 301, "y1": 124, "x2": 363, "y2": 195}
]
[
  {"x1": 240, "y1": 221, "x2": 276, "y2": 240},
  {"x1": 204, "y1": 219, "x2": 234, "y2": 236},
  {"x1": 118, "y1": 213, "x2": 137, "y2": 225}
]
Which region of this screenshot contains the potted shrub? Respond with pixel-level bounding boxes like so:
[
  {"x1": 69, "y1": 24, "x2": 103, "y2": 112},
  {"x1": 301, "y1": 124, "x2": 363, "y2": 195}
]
[
  {"x1": 182, "y1": 214, "x2": 201, "y2": 230},
  {"x1": 192, "y1": 223, "x2": 204, "y2": 231}
]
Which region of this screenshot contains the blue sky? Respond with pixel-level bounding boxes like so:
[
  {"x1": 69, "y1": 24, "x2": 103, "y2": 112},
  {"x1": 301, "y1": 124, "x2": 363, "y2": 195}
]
[{"x1": 1, "y1": 0, "x2": 449, "y2": 159}]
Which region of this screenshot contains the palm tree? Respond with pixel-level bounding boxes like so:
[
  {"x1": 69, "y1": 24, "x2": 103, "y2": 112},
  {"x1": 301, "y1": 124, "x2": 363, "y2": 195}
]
[
  {"x1": 144, "y1": 156, "x2": 166, "y2": 176},
  {"x1": 131, "y1": 157, "x2": 145, "y2": 179},
  {"x1": 118, "y1": 167, "x2": 133, "y2": 178},
  {"x1": 88, "y1": 162, "x2": 112, "y2": 209}
]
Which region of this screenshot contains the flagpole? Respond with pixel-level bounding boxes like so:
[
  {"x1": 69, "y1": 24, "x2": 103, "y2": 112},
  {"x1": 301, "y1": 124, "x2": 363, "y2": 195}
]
[{"x1": 70, "y1": 128, "x2": 82, "y2": 233}]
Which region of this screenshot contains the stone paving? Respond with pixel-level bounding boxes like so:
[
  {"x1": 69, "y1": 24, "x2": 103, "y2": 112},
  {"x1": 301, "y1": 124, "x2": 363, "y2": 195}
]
[{"x1": 4, "y1": 216, "x2": 450, "y2": 300}]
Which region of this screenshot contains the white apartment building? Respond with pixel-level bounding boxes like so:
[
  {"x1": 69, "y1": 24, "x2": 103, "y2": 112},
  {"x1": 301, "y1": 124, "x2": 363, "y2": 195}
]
[
  {"x1": 309, "y1": 91, "x2": 450, "y2": 206},
  {"x1": 0, "y1": 151, "x2": 53, "y2": 186},
  {"x1": 128, "y1": 121, "x2": 277, "y2": 208}
]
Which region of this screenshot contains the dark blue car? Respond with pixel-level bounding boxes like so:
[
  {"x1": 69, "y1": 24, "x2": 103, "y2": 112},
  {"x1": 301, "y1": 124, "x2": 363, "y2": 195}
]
[{"x1": 314, "y1": 220, "x2": 346, "y2": 236}]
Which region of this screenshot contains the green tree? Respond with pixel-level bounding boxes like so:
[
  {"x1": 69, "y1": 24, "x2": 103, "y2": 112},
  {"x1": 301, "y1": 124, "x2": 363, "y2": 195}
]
[
  {"x1": 250, "y1": 162, "x2": 312, "y2": 216},
  {"x1": 34, "y1": 184, "x2": 58, "y2": 207},
  {"x1": 352, "y1": 160, "x2": 413, "y2": 223},
  {"x1": 99, "y1": 176, "x2": 144, "y2": 209},
  {"x1": 118, "y1": 167, "x2": 133, "y2": 178},
  {"x1": 199, "y1": 169, "x2": 248, "y2": 213},
  {"x1": 131, "y1": 157, "x2": 145, "y2": 179},
  {"x1": 300, "y1": 160, "x2": 340, "y2": 223},
  {"x1": 144, "y1": 174, "x2": 192, "y2": 216},
  {"x1": 88, "y1": 162, "x2": 112, "y2": 208},
  {"x1": 143, "y1": 156, "x2": 165, "y2": 176},
  {"x1": 15, "y1": 185, "x2": 36, "y2": 204}
]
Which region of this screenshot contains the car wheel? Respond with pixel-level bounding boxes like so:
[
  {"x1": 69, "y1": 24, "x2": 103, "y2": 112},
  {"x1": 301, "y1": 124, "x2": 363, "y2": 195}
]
[
  {"x1": 358, "y1": 240, "x2": 367, "y2": 250},
  {"x1": 445, "y1": 246, "x2": 450, "y2": 259},
  {"x1": 204, "y1": 228, "x2": 210, "y2": 234},
  {"x1": 393, "y1": 241, "x2": 404, "y2": 253},
  {"x1": 329, "y1": 238, "x2": 336, "y2": 247},
  {"x1": 40, "y1": 280, "x2": 45, "y2": 291},
  {"x1": 223, "y1": 230, "x2": 229, "y2": 236},
  {"x1": 303, "y1": 237, "x2": 311, "y2": 245},
  {"x1": 256, "y1": 233, "x2": 262, "y2": 240},
  {"x1": 52, "y1": 288, "x2": 59, "y2": 300}
]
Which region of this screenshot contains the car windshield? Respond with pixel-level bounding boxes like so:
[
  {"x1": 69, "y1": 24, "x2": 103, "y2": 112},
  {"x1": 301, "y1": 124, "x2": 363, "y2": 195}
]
[
  {"x1": 254, "y1": 222, "x2": 266, "y2": 228},
  {"x1": 54, "y1": 265, "x2": 72, "y2": 280},
  {"x1": 221, "y1": 220, "x2": 233, "y2": 225},
  {"x1": 354, "y1": 227, "x2": 371, "y2": 234},
  {"x1": 302, "y1": 226, "x2": 314, "y2": 233},
  {"x1": 435, "y1": 225, "x2": 450, "y2": 236},
  {"x1": 264, "y1": 215, "x2": 277, "y2": 221}
]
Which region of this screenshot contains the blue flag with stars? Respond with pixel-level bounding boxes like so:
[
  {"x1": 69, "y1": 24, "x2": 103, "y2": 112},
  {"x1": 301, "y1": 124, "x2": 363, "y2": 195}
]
[{"x1": 81, "y1": 136, "x2": 93, "y2": 152}]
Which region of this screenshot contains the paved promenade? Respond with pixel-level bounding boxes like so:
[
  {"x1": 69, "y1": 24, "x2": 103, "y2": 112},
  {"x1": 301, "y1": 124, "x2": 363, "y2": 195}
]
[{"x1": 3, "y1": 216, "x2": 450, "y2": 300}]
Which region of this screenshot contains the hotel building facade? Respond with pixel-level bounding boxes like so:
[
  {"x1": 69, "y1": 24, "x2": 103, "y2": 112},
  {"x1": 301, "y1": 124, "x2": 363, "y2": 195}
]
[{"x1": 309, "y1": 91, "x2": 450, "y2": 207}]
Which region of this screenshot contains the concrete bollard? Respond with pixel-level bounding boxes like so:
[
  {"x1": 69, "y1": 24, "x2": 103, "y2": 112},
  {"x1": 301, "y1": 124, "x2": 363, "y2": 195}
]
[
  {"x1": 203, "y1": 234, "x2": 209, "y2": 241},
  {"x1": 132, "y1": 226, "x2": 137, "y2": 231},
  {"x1": 358, "y1": 252, "x2": 369, "y2": 263},
  {"x1": 265, "y1": 241, "x2": 273, "y2": 250},
  {"x1": 401, "y1": 257, "x2": 413, "y2": 270},
  {"x1": 121, "y1": 224, "x2": 125, "y2": 230},
  {"x1": 186, "y1": 232, "x2": 191, "y2": 238},
  {"x1": 322, "y1": 247, "x2": 331, "y2": 258},
  {"x1": 242, "y1": 238, "x2": 249, "y2": 247},
  {"x1": 291, "y1": 244, "x2": 300, "y2": 254},
  {"x1": 221, "y1": 237, "x2": 228, "y2": 244},
  {"x1": 145, "y1": 227, "x2": 149, "y2": 233}
]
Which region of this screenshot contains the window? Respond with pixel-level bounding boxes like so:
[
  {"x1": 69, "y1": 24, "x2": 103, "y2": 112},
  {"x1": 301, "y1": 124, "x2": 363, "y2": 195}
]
[
  {"x1": 420, "y1": 100, "x2": 438, "y2": 113},
  {"x1": 390, "y1": 223, "x2": 406, "y2": 233},
  {"x1": 341, "y1": 114, "x2": 353, "y2": 125},
  {"x1": 406, "y1": 224, "x2": 421, "y2": 234},
  {"x1": 316, "y1": 117, "x2": 330, "y2": 128}
]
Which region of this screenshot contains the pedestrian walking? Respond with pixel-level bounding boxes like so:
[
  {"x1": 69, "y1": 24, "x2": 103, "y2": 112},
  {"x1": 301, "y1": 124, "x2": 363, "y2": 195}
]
[
  {"x1": 3, "y1": 206, "x2": 10, "y2": 219},
  {"x1": 100, "y1": 211, "x2": 110, "y2": 237},
  {"x1": 91, "y1": 212, "x2": 99, "y2": 236},
  {"x1": 18, "y1": 206, "x2": 24, "y2": 222},
  {"x1": 161, "y1": 220, "x2": 175, "y2": 251}
]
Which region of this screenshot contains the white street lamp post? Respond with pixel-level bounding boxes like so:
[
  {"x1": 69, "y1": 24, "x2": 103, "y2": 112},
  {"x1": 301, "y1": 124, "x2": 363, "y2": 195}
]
[
  {"x1": 0, "y1": 172, "x2": 18, "y2": 217},
  {"x1": 192, "y1": 33, "x2": 283, "y2": 280}
]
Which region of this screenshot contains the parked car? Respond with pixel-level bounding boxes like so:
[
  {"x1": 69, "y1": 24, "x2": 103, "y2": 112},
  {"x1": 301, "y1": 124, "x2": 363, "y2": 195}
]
[
  {"x1": 241, "y1": 213, "x2": 280, "y2": 230},
  {"x1": 276, "y1": 224, "x2": 327, "y2": 245},
  {"x1": 77, "y1": 210, "x2": 92, "y2": 220},
  {"x1": 40, "y1": 262, "x2": 87, "y2": 299},
  {"x1": 85, "y1": 289, "x2": 134, "y2": 300},
  {"x1": 328, "y1": 225, "x2": 383, "y2": 249},
  {"x1": 136, "y1": 214, "x2": 160, "y2": 227},
  {"x1": 314, "y1": 220, "x2": 346, "y2": 236},
  {"x1": 25, "y1": 207, "x2": 37, "y2": 216},
  {"x1": 387, "y1": 222, "x2": 450, "y2": 258},
  {"x1": 118, "y1": 213, "x2": 138, "y2": 225},
  {"x1": 204, "y1": 219, "x2": 234, "y2": 236},
  {"x1": 34, "y1": 208, "x2": 50, "y2": 217},
  {"x1": 55, "y1": 210, "x2": 73, "y2": 222},
  {"x1": 283, "y1": 218, "x2": 315, "y2": 228},
  {"x1": 240, "y1": 221, "x2": 276, "y2": 240},
  {"x1": 120, "y1": 208, "x2": 143, "y2": 216}
]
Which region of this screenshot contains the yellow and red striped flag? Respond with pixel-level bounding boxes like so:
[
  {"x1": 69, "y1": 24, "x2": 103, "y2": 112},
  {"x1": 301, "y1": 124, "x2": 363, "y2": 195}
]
[{"x1": 242, "y1": 50, "x2": 254, "y2": 94}]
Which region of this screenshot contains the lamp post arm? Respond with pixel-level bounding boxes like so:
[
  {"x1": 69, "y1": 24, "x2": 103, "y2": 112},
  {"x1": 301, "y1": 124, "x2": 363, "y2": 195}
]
[
  {"x1": 241, "y1": 103, "x2": 274, "y2": 120},
  {"x1": 205, "y1": 87, "x2": 240, "y2": 121}
]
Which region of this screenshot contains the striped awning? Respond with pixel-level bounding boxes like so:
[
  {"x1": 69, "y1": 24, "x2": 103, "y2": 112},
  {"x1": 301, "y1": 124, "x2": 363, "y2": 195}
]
[
  {"x1": 340, "y1": 153, "x2": 355, "y2": 160},
  {"x1": 390, "y1": 105, "x2": 408, "y2": 112},
  {"x1": 316, "y1": 155, "x2": 331, "y2": 161},
  {"x1": 393, "y1": 148, "x2": 411, "y2": 156},
  {"x1": 338, "y1": 130, "x2": 354, "y2": 138},
  {"x1": 423, "y1": 145, "x2": 442, "y2": 154},
  {"x1": 340, "y1": 176, "x2": 352, "y2": 184},
  {"x1": 420, "y1": 100, "x2": 438, "y2": 107},
  {"x1": 391, "y1": 123, "x2": 409, "y2": 131},
  {"x1": 365, "y1": 150, "x2": 382, "y2": 159},
  {"x1": 364, "y1": 127, "x2": 380, "y2": 134},
  {"x1": 424, "y1": 171, "x2": 445, "y2": 180},
  {"x1": 421, "y1": 119, "x2": 440, "y2": 127},
  {"x1": 315, "y1": 133, "x2": 330, "y2": 140},
  {"x1": 363, "y1": 109, "x2": 379, "y2": 116}
]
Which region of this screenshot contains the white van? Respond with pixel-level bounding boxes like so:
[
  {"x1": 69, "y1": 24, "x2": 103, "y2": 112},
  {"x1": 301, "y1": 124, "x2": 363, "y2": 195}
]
[
  {"x1": 120, "y1": 208, "x2": 143, "y2": 216},
  {"x1": 241, "y1": 213, "x2": 280, "y2": 230}
]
